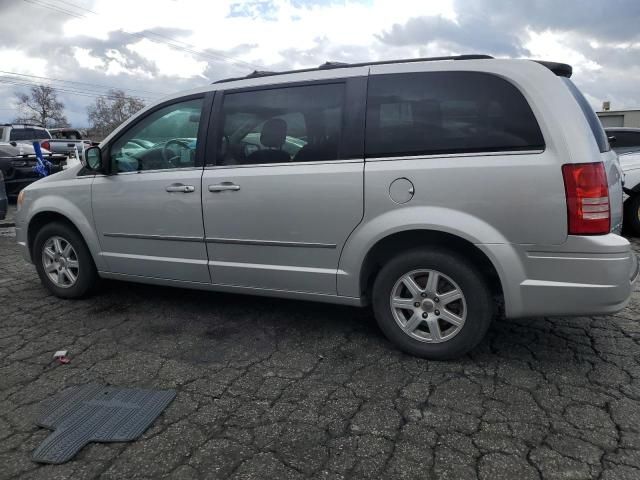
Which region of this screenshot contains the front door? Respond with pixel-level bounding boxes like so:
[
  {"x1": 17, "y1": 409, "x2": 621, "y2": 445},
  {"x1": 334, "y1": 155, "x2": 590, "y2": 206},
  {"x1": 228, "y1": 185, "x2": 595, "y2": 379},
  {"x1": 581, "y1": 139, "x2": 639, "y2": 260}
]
[
  {"x1": 201, "y1": 80, "x2": 365, "y2": 295},
  {"x1": 92, "y1": 95, "x2": 211, "y2": 283}
]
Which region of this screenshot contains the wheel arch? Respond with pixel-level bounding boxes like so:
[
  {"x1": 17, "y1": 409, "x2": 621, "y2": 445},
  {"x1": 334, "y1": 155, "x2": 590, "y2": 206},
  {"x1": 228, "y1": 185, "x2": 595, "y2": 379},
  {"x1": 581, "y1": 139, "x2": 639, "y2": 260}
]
[
  {"x1": 25, "y1": 195, "x2": 107, "y2": 271},
  {"x1": 358, "y1": 229, "x2": 504, "y2": 305},
  {"x1": 28, "y1": 211, "x2": 81, "y2": 258}
]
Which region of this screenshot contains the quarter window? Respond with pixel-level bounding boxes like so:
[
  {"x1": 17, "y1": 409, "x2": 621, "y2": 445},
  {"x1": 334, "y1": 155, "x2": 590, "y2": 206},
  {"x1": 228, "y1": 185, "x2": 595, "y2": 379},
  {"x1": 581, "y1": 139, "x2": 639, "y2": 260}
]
[
  {"x1": 217, "y1": 83, "x2": 345, "y2": 166},
  {"x1": 110, "y1": 98, "x2": 203, "y2": 173},
  {"x1": 365, "y1": 72, "x2": 545, "y2": 158}
]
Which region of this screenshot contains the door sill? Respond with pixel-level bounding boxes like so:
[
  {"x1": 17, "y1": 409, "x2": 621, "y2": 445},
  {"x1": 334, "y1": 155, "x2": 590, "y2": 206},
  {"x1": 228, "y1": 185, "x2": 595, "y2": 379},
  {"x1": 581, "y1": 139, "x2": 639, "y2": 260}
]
[{"x1": 98, "y1": 271, "x2": 365, "y2": 307}]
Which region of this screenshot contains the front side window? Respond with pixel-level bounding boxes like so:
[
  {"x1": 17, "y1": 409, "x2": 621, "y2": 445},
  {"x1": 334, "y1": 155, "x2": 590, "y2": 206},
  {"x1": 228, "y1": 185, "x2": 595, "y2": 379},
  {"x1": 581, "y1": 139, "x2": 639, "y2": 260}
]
[
  {"x1": 217, "y1": 83, "x2": 345, "y2": 166},
  {"x1": 366, "y1": 72, "x2": 545, "y2": 158},
  {"x1": 110, "y1": 98, "x2": 203, "y2": 173}
]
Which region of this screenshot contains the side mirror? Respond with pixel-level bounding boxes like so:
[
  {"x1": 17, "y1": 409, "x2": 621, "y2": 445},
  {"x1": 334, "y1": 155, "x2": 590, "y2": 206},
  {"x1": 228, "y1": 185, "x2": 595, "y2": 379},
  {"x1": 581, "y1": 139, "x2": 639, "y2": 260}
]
[
  {"x1": 608, "y1": 135, "x2": 617, "y2": 145},
  {"x1": 83, "y1": 146, "x2": 103, "y2": 171}
]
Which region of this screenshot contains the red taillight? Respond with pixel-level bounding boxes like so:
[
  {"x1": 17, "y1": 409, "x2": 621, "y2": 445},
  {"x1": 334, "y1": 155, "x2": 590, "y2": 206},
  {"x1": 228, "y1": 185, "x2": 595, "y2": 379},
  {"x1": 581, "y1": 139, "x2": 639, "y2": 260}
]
[
  {"x1": 41, "y1": 140, "x2": 50, "y2": 151},
  {"x1": 562, "y1": 162, "x2": 610, "y2": 235}
]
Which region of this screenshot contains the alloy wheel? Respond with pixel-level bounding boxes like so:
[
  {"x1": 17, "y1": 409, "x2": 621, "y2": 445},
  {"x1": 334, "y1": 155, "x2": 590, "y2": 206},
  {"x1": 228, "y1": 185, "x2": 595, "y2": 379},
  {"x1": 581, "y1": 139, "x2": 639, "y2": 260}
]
[
  {"x1": 42, "y1": 236, "x2": 80, "y2": 288},
  {"x1": 390, "y1": 269, "x2": 467, "y2": 343}
]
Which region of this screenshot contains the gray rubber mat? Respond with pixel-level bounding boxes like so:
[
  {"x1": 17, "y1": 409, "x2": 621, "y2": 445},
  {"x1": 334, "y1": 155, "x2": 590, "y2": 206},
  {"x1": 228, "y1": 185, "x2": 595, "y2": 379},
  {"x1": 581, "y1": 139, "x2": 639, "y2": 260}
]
[{"x1": 33, "y1": 383, "x2": 176, "y2": 464}]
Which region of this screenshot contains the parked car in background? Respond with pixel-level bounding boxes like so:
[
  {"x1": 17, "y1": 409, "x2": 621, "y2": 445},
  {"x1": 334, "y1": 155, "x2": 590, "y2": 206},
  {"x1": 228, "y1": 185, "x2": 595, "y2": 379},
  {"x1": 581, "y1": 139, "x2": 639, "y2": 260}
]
[
  {"x1": 15, "y1": 55, "x2": 638, "y2": 359},
  {"x1": 0, "y1": 171, "x2": 7, "y2": 221},
  {"x1": 606, "y1": 127, "x2": 640, "y2": 154},
  {"x1": 49, "y1": 128, "x2": 93, "y2": 157},
  {"x1": 620, "y1": 151, "x2": 640, "y2": 236},
  {"x1": 0, "y1": 124, "x2": 92, "y2": 159},
  {"x1": 0, "y1": 123, "x2": 51, "y2": 144},
  {"x1": 0, "y1": 142, "x2": 66, "y2": 196}
]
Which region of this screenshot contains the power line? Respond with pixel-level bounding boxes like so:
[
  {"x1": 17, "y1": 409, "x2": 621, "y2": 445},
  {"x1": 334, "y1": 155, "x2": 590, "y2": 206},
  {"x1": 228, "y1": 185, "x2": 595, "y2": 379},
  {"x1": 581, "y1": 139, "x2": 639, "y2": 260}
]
[
  {"x1": 0, "y1": 77, "x2": 157, "y2": 100},
  {"x1": 0, "y1": 70, "x2": 166, "y2": 97},
  {"x1": 0, "y1": 77, "x2": 157, "y2": 101},
  {"x1": 23, "y1": 0, "x2": 262, "y2": 71}
]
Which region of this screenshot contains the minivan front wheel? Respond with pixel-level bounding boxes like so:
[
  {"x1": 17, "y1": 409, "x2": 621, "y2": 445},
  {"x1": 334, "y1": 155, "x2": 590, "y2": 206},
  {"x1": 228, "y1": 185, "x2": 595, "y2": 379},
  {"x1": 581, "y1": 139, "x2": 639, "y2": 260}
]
[
  {"x1": 33, "y1": 222, "x2": 97, "y2": 299},
  {"x1": 372, "y1": 249, "x2": 493, "y2": 360}
]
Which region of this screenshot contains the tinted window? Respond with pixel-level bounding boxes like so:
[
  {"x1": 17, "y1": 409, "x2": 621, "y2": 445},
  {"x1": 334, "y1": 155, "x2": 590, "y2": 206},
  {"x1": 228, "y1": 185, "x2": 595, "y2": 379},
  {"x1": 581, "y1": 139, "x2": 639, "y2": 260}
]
[
  {"x1": 110, "y1": 98, "x2": 203, "y2": 173},
  {"x1": 365, "y1": 72, "x2": 544, "y2": 158},
  {"x1": 9, "y1": 128, "x2": 51, "y2": 141},
  {"x1": 562, "y1": 78, "x2": 610, "y2": 153},
  {"x1": 217, "y1": 83, "x2": 344, "y2": 166},
  {"x1": 609, "y1": 131, "x2": 640, "y2": 148}
]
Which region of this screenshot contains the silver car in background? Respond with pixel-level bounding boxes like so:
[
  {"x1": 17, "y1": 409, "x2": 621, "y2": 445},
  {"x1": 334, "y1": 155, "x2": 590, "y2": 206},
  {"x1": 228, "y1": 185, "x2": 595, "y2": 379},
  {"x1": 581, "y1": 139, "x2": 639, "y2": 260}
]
[{"x1": 15, "y1": 55, "x2": 639, "y2": 359}]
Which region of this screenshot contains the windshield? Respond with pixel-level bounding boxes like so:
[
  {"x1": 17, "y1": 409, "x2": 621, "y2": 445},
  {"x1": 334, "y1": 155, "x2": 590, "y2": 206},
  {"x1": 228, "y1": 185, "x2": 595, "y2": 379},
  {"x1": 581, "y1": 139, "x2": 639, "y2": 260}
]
[
  {"x1": 561, "y1": 78, "x2": 610, "y2": 153},
  {"x1": 9, "y1": 128, "x2": 52, "y2": 141}
]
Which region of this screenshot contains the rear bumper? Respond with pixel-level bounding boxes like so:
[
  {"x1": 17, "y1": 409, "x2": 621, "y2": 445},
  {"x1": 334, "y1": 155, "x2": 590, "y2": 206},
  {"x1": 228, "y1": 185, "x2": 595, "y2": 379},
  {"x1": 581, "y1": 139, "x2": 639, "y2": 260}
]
[{"x1": 488, "y1": 234, "x2": 637, "y2": 318}]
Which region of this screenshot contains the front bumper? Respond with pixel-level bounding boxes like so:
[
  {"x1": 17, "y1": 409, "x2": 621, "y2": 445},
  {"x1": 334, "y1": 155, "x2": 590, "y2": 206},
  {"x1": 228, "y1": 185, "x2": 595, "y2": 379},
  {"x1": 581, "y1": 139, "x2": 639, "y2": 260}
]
[
  {"x1": 16, "y1": 224, "x2": 30, "y2": 263},
  {"x1": 491, "y1": 234, "x2": 638, "y2": 318}
]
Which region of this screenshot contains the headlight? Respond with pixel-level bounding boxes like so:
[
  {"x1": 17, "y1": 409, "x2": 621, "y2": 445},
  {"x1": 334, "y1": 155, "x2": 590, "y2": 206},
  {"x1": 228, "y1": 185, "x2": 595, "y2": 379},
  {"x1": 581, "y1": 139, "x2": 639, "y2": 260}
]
[{"x1": 17, "y1": 189, "x2": 25, "y2": 210}]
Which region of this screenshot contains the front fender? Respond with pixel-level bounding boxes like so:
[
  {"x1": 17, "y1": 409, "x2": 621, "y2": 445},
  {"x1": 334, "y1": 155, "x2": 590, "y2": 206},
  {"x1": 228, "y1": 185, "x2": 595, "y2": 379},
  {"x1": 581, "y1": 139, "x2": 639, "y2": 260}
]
[
  {"x1": 337, "y1": 206, "x2": 527, "y2": 313},
  {"x1": 23, "y1": 182, "x2": 107, "y2": 271}
]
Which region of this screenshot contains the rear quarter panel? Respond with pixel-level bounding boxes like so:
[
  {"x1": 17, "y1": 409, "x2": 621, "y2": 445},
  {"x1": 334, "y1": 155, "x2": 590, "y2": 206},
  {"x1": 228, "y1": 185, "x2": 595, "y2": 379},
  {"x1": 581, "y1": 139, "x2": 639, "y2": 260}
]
[{"x1": 338, "y1": 59, "x2": 614, "y2": 299}]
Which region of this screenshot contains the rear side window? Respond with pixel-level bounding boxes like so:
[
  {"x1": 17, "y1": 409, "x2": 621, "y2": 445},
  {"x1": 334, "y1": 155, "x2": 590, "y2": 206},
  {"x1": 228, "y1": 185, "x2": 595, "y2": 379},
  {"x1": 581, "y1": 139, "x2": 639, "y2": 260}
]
[
  {"x1": 217, "y1": 83, "x2": 345, "y2": 166},
  {"x1": 561, "y1": 78, "x2": 610, "y2": 153},
  {"x1": 365, "y1": 72, "x2": 545, "y2": 158},
  {"x1": 9, "y1": 128, "x2": 51, "y2": 141}
]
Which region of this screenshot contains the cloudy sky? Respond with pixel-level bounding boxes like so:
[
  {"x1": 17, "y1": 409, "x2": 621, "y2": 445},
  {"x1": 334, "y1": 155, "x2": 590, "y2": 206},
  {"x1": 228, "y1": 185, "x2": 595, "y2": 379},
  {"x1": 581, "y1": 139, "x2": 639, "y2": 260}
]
[{"x1": 1, "y1": 0, "x2": 639, "y2": 126}]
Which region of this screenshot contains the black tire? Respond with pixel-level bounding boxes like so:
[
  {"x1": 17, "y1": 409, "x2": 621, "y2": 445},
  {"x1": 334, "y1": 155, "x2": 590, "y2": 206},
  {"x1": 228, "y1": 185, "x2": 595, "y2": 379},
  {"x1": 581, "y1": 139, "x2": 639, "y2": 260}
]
[
  {"x1": 624, "y1": 194, "x2": 640, "y2": 237},
  {"x1": 33, "y1": 221, "x2": 98, "y2": 299},
  {"x1": 372, "y1": 248, "x2": 493, "y2": 360}
]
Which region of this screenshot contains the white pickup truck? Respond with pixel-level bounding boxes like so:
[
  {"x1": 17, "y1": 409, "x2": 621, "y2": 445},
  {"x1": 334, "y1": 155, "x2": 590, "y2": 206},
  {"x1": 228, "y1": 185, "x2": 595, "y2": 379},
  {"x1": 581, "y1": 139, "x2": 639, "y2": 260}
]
[{"x1": 0, "y1": 124, "x2": 91, "y2": 159}]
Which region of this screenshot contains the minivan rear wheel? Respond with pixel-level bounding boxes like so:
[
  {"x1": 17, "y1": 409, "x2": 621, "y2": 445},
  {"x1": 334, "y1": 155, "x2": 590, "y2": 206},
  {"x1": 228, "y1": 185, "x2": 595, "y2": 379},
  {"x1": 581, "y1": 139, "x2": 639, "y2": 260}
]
[
  {"x1": 624, "y1": 194, "x2": 640, "y2": 237},
  {"x1": 372, "y1": 249, "x2": 493, "y2": 360},
  {"x1": 33, "y1": 222, "x2": 98, "y2": 299}
]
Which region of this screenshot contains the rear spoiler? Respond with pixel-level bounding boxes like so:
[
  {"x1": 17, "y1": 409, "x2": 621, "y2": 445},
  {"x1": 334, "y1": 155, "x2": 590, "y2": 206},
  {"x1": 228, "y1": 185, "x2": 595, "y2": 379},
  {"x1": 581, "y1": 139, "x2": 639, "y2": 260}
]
[{"x1": 534, "y1": 60, "x2": 572, "y2": 78}]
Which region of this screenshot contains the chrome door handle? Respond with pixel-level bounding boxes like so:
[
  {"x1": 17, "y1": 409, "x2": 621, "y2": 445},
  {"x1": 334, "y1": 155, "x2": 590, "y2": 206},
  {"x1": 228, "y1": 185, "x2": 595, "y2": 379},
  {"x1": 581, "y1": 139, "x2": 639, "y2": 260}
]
[
  {"x1": 166, "y1": 184, "x2": 195, "y2": 193},
  {"x1": 209, "y1": 183, "x2": 240, "y2": 192}
]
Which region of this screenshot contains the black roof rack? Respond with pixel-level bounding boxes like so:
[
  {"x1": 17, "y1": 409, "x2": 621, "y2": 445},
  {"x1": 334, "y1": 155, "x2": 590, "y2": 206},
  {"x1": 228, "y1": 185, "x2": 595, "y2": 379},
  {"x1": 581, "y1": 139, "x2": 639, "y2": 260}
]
[
  {"x1": 213, "y1": 55, "x2": 573, "y2": 84},
  {"x1": 213, "y1": 54, "x2": 494, "y2": 84}
]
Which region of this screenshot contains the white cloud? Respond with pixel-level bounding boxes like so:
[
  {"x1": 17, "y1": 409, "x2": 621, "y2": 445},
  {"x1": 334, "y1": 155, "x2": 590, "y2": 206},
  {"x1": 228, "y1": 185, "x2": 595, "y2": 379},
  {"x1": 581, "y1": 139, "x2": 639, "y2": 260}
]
[
  {"x1": 126, "y1": 39, "x2": 208, "y2": 79},
  {"x1": 73, "y1": 47, "x2": 105, "y2": 70},
  {"x1": 524, "y1": 29, "x2": 602, "y2": 75},
  {"x1": 2, "y1": 0, "x2": 640, "y2": 124},
  {"x1": 0, "y1": 48, "x2": 48, "y2": 75}
]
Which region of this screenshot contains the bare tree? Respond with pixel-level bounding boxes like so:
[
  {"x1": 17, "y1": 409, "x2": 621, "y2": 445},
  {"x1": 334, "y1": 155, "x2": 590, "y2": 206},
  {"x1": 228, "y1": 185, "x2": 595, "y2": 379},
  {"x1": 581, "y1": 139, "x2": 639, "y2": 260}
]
[
  {"x1": 14, "y1": 85, "x2": 70, "y2": 128},
  {"x1": 87, "y1": 90, "x2": 145, "y2": 140}
]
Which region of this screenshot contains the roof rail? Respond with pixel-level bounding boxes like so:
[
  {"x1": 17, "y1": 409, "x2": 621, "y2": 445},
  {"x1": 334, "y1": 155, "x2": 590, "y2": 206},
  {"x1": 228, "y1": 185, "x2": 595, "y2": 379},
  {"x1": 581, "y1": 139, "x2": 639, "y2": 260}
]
[{"x1": 213, "y1": 54, "x2": 494, "y2": 84}]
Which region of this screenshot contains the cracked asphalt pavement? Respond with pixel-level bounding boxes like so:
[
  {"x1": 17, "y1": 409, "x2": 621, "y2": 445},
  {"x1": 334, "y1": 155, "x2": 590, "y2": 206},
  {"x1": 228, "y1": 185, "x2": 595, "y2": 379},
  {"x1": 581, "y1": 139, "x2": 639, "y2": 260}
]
[{"x1": 1, "y1": 228, "x2": 639, "y2": 480}]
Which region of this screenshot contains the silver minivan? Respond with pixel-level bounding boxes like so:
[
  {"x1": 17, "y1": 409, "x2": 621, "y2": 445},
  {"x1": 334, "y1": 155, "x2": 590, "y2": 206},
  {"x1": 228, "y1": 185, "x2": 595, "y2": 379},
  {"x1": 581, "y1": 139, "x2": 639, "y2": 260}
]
[{"x1": 15, "y1": 55, "x2": 639, "y2": 359}]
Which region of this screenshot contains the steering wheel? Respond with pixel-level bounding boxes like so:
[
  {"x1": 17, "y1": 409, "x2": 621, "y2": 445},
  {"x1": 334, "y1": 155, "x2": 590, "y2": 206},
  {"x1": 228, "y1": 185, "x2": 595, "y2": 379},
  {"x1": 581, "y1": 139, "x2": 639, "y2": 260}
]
[{"x1": 161, "y1": 139, "x2": 192, "y2": 165}]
